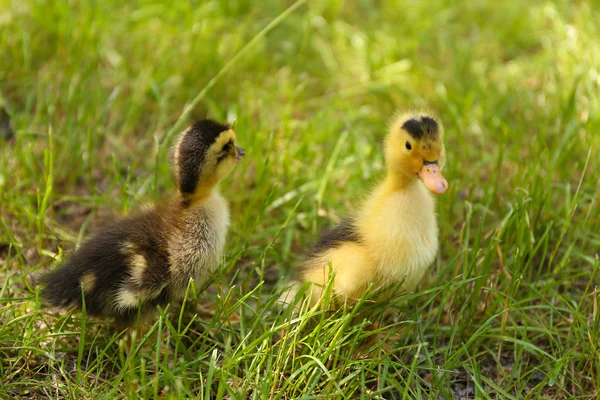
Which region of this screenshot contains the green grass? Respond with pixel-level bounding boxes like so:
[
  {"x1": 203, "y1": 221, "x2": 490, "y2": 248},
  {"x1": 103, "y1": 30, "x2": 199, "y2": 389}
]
[{"x1": 1, "y1": 0, "x2": 599, "y2": 398}]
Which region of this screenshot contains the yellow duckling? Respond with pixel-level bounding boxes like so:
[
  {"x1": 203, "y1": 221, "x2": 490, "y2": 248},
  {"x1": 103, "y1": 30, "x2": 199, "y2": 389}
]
[
  {"x1": 41, "y1": 119, "x2": 245, "y2": 327},
  {"x1": 301, "y1": 111, "x2": 448, "y2": 306}
]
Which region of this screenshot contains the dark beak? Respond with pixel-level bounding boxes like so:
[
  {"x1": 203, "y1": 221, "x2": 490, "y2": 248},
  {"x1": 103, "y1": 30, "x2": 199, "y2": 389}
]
[{"x1": 236, "y1": 146, "x2": 246, "y2": 162}]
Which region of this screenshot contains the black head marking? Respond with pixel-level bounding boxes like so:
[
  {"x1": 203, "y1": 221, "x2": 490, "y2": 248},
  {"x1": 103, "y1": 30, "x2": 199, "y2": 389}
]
[
  {"x1": 401, "y1": 116, "x2": 439, "y2": 140},
  {"x1": 188, "y1": 119, "x2": 230, "y2": 146},
  {"x1": 420, "y1": 116, "x2": 439, "y2": 138},
  {"x1": 177, "y1": 119, "x2": 230, "y2": 194},
  {"x1": 401, "y1": 119, "x2": 424, "y2": 139}
]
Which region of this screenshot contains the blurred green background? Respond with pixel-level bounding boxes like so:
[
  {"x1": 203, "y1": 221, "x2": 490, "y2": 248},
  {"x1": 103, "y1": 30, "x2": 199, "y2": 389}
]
[{"x1": 1, "y1": 0, "x2": 599, "y2": 398}]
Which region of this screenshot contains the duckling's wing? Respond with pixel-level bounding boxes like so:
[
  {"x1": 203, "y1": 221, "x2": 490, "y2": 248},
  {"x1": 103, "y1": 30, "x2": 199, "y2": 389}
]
[
  {"x1": 110, "y1": 241, "x2": 172, "y2": 318},
  {"x1": 313, "y1": 219, "x2": 361, "y2": 253}
]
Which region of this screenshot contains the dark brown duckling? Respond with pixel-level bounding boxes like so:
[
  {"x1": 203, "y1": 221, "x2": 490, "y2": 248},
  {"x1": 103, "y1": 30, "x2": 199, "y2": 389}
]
[{"x1": 41, "y1": 119, "x2": 245, "y2": 327}]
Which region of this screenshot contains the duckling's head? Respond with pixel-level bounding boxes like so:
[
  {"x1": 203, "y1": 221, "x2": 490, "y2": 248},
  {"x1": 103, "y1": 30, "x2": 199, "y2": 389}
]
[
  {"x1": 173, "y1": 119, "x2": 245, "y2": 200},
  {"x1": 386, "y1": 112, "x2": 448, "y2": 194}
]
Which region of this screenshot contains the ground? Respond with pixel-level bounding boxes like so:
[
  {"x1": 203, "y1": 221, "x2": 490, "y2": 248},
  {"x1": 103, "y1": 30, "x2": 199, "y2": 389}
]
[{"x1": 1, "y1": 0, "x2": 599, "y2": 398}]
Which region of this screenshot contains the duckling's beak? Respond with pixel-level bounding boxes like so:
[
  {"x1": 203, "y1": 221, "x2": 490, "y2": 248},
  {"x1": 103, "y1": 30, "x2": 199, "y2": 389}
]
[
  {"x1": 236, "y1": 146, "x2": 246, "y2": 162},
  {"x1": 418, "y1": 160, "x2": 448, "y2": 194}
]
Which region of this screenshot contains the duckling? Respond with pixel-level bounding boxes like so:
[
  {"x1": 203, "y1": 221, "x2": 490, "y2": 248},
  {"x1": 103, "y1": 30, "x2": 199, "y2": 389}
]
[
  {"x1": 41, "y1": 119, "x2": 245, "y2": 327},
  {"x1": 300, "y1": 111, "x2": 448, "y2": 306}
]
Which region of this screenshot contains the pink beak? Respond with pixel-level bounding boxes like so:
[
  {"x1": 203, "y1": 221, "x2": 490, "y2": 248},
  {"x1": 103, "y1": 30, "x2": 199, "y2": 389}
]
[{"x1": 418, "y1": 161, "x2": 448, "y2": 194}]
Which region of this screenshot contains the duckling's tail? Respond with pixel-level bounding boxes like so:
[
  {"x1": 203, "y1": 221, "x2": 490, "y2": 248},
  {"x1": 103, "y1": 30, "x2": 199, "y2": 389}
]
[{"x1": 40, "y1": 262, "x2": 86, "y2": 311}]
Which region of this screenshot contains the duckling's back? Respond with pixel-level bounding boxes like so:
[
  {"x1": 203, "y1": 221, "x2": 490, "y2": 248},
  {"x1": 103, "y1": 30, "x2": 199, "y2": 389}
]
[
  {"x1": 41, "y1": 205, "x2": 175, "y2": 324},
  {"x1": 41, "y1": 195, "x2": 230, "y2": 325}
]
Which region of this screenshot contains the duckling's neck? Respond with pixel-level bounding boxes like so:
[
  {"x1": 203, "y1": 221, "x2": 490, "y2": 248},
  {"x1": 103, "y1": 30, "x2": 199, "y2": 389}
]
[
  {"x1": 382, "y1": 169, "x2": 419, "y2": 194},
  {"x1": 189, "y1": 189, "x2": 216, "y2": 207},
  {"x1": 180, "y1": 183, "x2": 220, "y2": 208}
]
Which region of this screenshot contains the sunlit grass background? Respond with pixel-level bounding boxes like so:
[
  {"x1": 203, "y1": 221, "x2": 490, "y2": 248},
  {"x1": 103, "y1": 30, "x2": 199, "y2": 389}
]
[{"x1": 1, "y1": 0, "x2": 599, "y2": 398}]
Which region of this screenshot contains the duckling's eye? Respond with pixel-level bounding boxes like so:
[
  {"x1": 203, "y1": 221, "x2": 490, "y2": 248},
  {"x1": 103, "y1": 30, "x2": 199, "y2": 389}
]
[
  {"x1": 217, "y1": 140, "x2": 234, "y2": 163},
  {"x1": 222, "y1": 140, "x2": 233, "y2": 153},
  {"x1": 405, "y1": 141, "x2": 412, "y2": 150}
]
